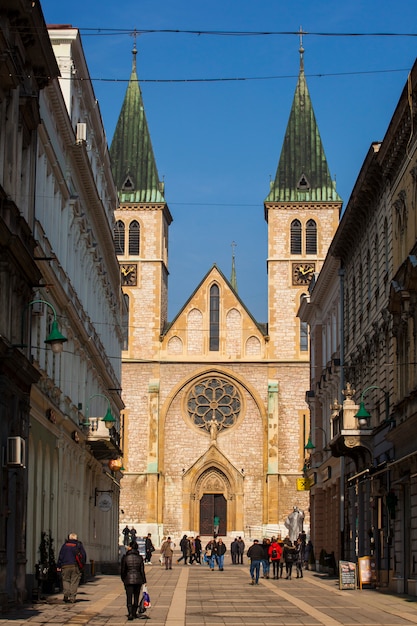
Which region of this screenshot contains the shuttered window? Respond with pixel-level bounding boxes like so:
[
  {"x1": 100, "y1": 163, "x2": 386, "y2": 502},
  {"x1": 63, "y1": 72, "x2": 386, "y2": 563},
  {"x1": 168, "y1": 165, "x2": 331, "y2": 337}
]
[{"x1": 114, "y1": 220, "x2": 125, "y2": 255}]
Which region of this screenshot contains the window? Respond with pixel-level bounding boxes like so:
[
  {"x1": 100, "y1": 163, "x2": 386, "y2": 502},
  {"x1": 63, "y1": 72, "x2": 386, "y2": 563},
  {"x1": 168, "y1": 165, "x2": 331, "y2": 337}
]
[
  {"x1": 291, "y1": 220, "x2": 302, "y2": 254},
  {"x1": 187, "y1": 377, "x2": 241, "y2": 432},
  {"x1": 306, "y1": 220, "x2": 317, "y2": 254},
  {"x1": 367, "y1": 250, "x2": 371, "y2": 303},
  {"x1": 374, "y1": 235, "x2": 380, "y2": 291},
  {"x1": 114, "y1": 220, "x2": 125, "y2": 255},
  {"x1": 300, "y1": 321, "x2": 309, "y2": 351},
  {"x1": 300, "y1": 294, "x2": 308, "y2": 351},
  {"x1": 129, "y1": 220, "x2": 140, "y2": 256},
  {"x1": 209, "y1": 284, "x2": 220, "y2": 351}
]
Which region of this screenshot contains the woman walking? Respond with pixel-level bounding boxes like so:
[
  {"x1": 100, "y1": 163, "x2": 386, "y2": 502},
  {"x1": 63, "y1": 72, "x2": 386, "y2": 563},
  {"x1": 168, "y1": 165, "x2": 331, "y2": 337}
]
[
  {"x1": 283, "y1": 540, "x2": 296, "y2": 579},
  {"x1": 177, "y1": 535, "x2": 191, "y2": 565},
  {"x1": 268, "y1": 538, "x2": 283, "y2": 579},
  {"x1": 120, "y1": 541, "x2": 146, "y2": 620}
]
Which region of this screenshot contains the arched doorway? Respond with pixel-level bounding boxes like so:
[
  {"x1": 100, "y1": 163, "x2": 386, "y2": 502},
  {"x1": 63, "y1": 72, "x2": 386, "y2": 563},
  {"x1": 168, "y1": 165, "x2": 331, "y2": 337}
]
[
  {"x1": 181, "y1": 444, "x2": 245, "y2": 535},
  {"x1": 200, "y1": 493, "x2": 227, "y2": 536}
]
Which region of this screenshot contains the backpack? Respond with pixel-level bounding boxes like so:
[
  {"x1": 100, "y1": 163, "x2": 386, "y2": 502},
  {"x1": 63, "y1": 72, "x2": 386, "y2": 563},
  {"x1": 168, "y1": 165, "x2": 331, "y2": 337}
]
[{"x1": 271, "y1": 548, "x2": 278, "y2": 559}]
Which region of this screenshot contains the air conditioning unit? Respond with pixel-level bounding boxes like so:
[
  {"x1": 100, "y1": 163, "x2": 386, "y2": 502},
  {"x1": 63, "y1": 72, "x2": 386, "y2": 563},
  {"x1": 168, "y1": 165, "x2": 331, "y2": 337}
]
[
  {"x1": 76, "y1": 123, "x2": 87, "y2": 143},
  {"x1": 7, "y1": 437, "x2": 26, "y2": 467}
]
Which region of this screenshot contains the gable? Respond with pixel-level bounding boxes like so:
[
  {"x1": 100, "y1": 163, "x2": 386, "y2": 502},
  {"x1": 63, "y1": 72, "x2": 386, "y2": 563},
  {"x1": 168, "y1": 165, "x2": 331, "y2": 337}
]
[{"x1": 160, "y1": 267, "x2": 267, "y2": 360}]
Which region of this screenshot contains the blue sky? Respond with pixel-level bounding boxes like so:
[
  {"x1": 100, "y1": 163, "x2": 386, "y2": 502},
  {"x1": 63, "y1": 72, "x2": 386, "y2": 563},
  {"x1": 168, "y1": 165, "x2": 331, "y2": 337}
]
[{"x1": 40, "y1": 0, "x2": 416, "y2": 321}]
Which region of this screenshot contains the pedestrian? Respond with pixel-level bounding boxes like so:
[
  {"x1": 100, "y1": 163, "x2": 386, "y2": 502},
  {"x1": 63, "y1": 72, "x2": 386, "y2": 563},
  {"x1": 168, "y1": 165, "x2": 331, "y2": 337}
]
[
  {"x1": 278, "y1": 540, "x2": 285, "y2": 578},
  {"x1": 205, "y1": 537, "x2": 218, "y2": 571},
  {"x1": 145, "y1": 533, "x2": 155, "y2": 564},
  {"x1": 261, "y1": 538, "x2": 271, "y2": 579},
  {"x1": 160, "y1": 536, "x2": 175, "y2": 570},
  {"x1": 57, "y1": 532, "x2": 87, "y2": 604},
  {"x1": 189, "y1": 537, "x2": 196, "y2": 564},
  {"x1": 216, "y1": 537, "x2": 226, "y2": 570},
  {"x1": 283, "y1": 540, "x2": 296, "y2": 579},
  {"x1": 268, "y1": 538, "x2": 283, "y2": 579},
  {"x1": 177, "y1": 535, "x2": 191, "y2": 565},
  {"x1": 130, "y1": 527, "x2": 137, "y2": 543},
  {"x1": 237, "y1": 536, "x2": 245, "y2": 564},
  {"x1": 120, "y1": 541, "x2": 146, "y2": 620},
  {"x1": 295, "y1": 537, "x2": 304, "y2": 578},
  {"x1": 247, "y1": 538, "x2": 264, "y2": 585},
  {"x1": 230, "y1": 537, "x2": 239, "y2": 564},
  {"x1": 159, "y1": 536, "x2": 167, "y2": 566},
  {"x1": 122, "y1": 525, "x2": 131, "y2": 546},
  {"x1": 194, "y1": 535, "x2": 202, "y2": 564},
  {"x1": 304, "y1": 539, "x2": 314, "y2": 568},
  {"x1": 214, "y1": 514, "x2": 220, "y2": 536}
]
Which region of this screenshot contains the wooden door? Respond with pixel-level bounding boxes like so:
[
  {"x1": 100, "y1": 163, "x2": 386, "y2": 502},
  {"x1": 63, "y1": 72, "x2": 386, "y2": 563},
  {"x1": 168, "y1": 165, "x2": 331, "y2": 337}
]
[{"x1": 200, "y1": 494, "x2": 227, "y2": 536}]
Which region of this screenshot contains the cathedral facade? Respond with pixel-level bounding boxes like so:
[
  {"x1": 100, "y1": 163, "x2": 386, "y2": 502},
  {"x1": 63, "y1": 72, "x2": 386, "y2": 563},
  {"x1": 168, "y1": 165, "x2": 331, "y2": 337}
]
[{"x1": 111, "y1": 45, "x2": 342, "y2": 543}]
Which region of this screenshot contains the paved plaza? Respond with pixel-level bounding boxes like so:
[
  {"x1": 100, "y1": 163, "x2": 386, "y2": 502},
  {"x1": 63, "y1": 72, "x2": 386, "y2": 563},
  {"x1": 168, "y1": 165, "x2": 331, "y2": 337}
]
[{"x1": 1, "y1": 561, "x2": 417, "y2": 626}]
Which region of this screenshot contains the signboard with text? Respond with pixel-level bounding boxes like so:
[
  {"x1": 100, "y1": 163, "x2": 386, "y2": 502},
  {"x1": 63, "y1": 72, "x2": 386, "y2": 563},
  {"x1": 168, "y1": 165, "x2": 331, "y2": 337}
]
[
  {"x1": 339, "y1": 560, "x2": 357, "y2": 590},
  {"x1": 358, "y1": 556, "x2": 377, "y2": 589}
]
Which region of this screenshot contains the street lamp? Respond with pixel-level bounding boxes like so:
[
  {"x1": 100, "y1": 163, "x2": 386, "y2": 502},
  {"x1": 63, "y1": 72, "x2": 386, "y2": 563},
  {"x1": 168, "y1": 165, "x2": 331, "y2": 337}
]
[
  {"x1": 354, "y1": 385, "x2": 389, "y2": 428},
  {"x1": 16, "y1": 299, "x2": 67, "y2": 354},
  {"x1": 82, "y1": 394, "x2": 116, "y2": 430},
  {"x1": 304, "y1": 427, "x2": 330, "y2": 452},
  {"x1": 305, "y1": 435, "x2": 315, "y2": 452}
]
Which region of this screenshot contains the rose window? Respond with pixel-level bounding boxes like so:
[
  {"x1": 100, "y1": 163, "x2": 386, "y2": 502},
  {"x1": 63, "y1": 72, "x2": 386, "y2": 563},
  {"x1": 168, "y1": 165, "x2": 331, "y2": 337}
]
[{"x1": 187, "y1": 377, "x2": 241, "y2": 433}]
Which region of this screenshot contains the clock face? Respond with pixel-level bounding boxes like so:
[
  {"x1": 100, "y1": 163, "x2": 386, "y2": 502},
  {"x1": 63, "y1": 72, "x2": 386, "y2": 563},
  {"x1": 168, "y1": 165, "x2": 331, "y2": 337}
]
[
  {"x1": 292, "y1": 262, "x2": 315, "y2": 285},
  {"x1": 120, "y1": 263, "x2": 137, "y2": 286}
]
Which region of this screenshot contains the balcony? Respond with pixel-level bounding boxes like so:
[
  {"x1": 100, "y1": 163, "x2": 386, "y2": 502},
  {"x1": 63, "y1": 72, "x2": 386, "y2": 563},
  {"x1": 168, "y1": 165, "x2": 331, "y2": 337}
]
[
  {"x1": 84, "y1": 417, "x2": 122, "y2": 461},
  {"x1": 329, "y1": 383, "x2": 373, "y2": 464}
]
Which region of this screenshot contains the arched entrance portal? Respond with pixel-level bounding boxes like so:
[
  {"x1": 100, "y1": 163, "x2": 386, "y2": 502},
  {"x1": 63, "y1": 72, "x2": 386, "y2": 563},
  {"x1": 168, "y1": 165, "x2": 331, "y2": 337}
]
[
  {"x1": 181, "y1": 446, "x2": 245, "y2": 535},
  {"x1": 200, "y1": 493, "x2": 227, "y2": 536}
]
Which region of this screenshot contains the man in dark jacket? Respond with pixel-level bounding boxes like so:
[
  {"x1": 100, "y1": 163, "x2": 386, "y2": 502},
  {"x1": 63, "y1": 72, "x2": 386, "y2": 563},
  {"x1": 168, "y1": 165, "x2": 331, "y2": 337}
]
[
  {"x1": 230, "y1": 538, "x2": 239, "y2": 564},
  {"x1": 145, "y1": 533, "x2": 155, "y2": 564},
  {"x1": 121, "y1": 541, "x2": 147, "y2": 620},
  {"x1": 247, "y1": 539, "x2": 264, "y2": 585},
  {"x1": 57, "y1": 533, "x2": 87, "y2": 603}
]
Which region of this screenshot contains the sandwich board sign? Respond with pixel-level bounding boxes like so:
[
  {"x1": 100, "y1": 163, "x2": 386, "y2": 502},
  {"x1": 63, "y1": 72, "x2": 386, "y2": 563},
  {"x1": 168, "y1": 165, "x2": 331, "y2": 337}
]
[{"x1": 339, "y1": 561, "x2": 356, "y2": 590}]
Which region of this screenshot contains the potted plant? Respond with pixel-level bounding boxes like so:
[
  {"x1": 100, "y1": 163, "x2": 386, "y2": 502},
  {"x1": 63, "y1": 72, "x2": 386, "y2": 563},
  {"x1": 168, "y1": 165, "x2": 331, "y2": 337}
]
[{"x1": 36, "y1": 531, "x2": 59, "y2": 593}]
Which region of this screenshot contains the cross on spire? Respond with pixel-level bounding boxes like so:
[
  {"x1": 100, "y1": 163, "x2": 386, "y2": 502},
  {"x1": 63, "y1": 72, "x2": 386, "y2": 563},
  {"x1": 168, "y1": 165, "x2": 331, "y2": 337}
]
[
  {"x1": 230, "y1": 241, "x2": 238, "y2": 292},
  {"x1": 130, "y1": 29, "x2": 139, "y2": 72},
  {"x1": 298, "y1": 25, "x2": 306, "y2": 72}
]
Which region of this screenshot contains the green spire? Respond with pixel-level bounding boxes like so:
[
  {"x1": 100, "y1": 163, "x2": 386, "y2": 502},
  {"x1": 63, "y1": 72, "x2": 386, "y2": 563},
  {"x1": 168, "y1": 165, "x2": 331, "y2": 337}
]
[
  {"x1": 110, "y1": 44, "x2": 165, "y2": 203},
  {"x1": 266, "y1": 43, "x2": 341, "y2": 203}
]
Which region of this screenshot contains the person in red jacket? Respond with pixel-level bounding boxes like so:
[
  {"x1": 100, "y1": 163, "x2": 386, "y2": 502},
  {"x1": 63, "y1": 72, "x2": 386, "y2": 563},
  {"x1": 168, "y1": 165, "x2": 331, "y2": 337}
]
[{"x1": 268, "y1": 538, "x2": 283, "y2": 579}]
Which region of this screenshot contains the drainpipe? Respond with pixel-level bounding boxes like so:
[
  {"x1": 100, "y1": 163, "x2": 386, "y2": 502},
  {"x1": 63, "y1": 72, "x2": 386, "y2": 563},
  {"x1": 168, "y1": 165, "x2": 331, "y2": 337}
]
[{"x1": 339, "y1": 267, "x2": 346, "y2": 561}]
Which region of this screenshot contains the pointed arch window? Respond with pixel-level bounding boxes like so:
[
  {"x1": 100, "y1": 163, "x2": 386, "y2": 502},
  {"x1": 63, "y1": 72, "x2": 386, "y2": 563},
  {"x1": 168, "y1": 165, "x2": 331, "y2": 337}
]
[
  {"x1": 290, "y1": 220, "x2": 302, "y2": 254},
  {"x1": 129, "y1": 220, "x2": 140, "y2": 256},
  {"x1": 300, "y1": 294, "x2": 309, "y2": 351},
  {"x1": 306, "y1": 220, "x2": 317, "y2": 254},
  {"x1": 209, "y1": 284, "x2": 220, "y2": 351},
  {"x1": 114, "y1": 220, "x2": 125, "y2": 255}
]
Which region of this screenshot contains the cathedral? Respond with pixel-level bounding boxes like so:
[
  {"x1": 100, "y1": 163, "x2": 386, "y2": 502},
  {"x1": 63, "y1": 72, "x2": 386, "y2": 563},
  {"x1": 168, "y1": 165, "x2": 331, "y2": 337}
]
[{"x1": 110, "y1": 43, "x2": 342, "y2": 543}]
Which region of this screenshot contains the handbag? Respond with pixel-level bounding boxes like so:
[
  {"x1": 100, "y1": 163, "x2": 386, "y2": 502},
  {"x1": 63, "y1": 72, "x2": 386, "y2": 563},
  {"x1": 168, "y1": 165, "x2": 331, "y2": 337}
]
[
  {"x1": 142, "y1": 584, "x2": 151, "y2": 609},
  {"x1": 75, "y1": 549, "x2": 84, "y2": 571}
]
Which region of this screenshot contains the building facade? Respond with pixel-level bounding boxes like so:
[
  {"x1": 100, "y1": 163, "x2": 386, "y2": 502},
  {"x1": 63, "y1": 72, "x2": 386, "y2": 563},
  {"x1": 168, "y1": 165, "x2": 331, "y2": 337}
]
[
  {"x1": 113, "y1": 45, "x2": 341, "y2": 544},
  {"x1": 0, "y1": 0, "x2": 59, "y2": 606},
  {"x1": 301, "y1": 58, "x2": 417, "y2": 594},
  {"x1": 0, "y1": 10, "x2": 124, "y2": 606}
]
